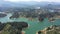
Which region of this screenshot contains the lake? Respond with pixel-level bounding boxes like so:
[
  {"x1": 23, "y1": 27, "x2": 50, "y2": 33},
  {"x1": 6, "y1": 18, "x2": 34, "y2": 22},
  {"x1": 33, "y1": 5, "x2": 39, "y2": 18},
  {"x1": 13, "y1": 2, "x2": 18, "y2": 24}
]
[{"x1": 0, "y1": 13, "x2": 60, "y2": 34}]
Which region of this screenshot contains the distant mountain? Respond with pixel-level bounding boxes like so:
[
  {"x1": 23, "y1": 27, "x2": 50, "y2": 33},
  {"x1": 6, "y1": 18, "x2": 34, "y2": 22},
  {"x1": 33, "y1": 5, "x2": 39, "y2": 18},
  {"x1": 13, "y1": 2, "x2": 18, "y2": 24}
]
[{"x1": 0, "y1": 1, "x2": 60, "y2": 9}]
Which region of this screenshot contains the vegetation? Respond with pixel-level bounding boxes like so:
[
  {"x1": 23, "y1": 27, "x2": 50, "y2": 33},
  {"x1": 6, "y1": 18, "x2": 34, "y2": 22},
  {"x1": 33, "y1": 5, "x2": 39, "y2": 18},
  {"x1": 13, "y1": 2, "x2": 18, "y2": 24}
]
[
  {"x1": 0, "y1": 13, "x2": 7, "y2": 18},
  {"x1": 0, "y1": 22, "x2": 28, "y2": 34},
  {"x1": 38, "y1": 25, "x2": 60, "y2": 34}
]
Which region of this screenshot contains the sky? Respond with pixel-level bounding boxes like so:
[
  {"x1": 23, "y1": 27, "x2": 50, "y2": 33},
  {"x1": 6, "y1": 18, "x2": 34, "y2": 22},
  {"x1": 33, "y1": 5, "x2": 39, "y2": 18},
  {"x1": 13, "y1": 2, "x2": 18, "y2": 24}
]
[{"x1": 2, "y1": 0, "x2": 60, "y2": 2}]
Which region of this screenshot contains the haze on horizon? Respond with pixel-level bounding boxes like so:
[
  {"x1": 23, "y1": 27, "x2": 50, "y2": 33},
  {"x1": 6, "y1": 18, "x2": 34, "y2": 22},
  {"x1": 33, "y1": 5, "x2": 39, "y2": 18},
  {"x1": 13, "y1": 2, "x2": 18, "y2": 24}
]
[{"x1": 2, "y1": 0, "x2": 60, "y2": 2}]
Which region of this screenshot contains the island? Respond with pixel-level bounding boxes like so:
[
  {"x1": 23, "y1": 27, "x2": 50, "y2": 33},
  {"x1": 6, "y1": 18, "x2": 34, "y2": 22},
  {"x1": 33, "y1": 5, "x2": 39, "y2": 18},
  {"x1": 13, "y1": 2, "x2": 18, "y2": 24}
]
[
  {"x1": 0, "y1": 22, "x2": 28, "y2": 34},
  {"x1": 0, "y1": 13, "x2": 7, "y2": 18},
  {"x1": 37, "y1": 25, "x2": 60, "y2": 34},
  {"x1": 10, "y1": 12, "x2": 19, "y2": 19}
]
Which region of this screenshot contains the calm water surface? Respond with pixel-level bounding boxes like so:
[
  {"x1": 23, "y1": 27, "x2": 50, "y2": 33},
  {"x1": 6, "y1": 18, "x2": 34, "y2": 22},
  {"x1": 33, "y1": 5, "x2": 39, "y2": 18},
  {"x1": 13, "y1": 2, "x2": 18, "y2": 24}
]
[{"x1": 0, "y1": 13, "x2": 60, "y2": 34}]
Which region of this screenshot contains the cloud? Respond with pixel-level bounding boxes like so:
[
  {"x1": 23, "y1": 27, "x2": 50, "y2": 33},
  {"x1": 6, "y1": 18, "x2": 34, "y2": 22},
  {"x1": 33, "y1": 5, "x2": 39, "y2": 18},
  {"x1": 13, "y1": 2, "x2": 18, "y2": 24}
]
[
  {"x1": 4, "y1": 0, "x2": 31, "y2": 2},
  {"x1": 4, "y1": 0, "x2": 60, "y2": 2},
  {"x1": 34, "y1": 0, "x2": 60, "y2": 2}
]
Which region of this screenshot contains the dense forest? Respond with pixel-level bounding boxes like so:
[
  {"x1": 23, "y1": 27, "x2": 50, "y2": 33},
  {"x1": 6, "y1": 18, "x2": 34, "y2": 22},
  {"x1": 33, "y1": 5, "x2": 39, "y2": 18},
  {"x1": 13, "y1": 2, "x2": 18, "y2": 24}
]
[{"x1": 0, "y1": 22, "x2": 28, "y2": 34}]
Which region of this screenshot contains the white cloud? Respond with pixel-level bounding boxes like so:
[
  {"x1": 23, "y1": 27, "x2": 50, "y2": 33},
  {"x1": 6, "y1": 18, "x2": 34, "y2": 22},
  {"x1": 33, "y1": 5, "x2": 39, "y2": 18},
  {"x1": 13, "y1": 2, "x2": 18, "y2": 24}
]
[
  {"x1": 4, "y1": 0, "x2": 31, "y2": 2},
  {"x1": 34, "y1": 0, "x2": 60, "y2": 2},
  {"x1": 4, "y1": 0, "x2": 60, "y2": 2}
]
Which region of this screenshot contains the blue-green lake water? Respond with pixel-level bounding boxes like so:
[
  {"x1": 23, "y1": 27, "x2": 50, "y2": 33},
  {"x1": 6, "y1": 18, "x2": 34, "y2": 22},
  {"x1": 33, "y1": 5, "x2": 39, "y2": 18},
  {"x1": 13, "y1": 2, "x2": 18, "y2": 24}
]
[{"x1": 0, "y1": 13, "x2": 60, "y2": 34}]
